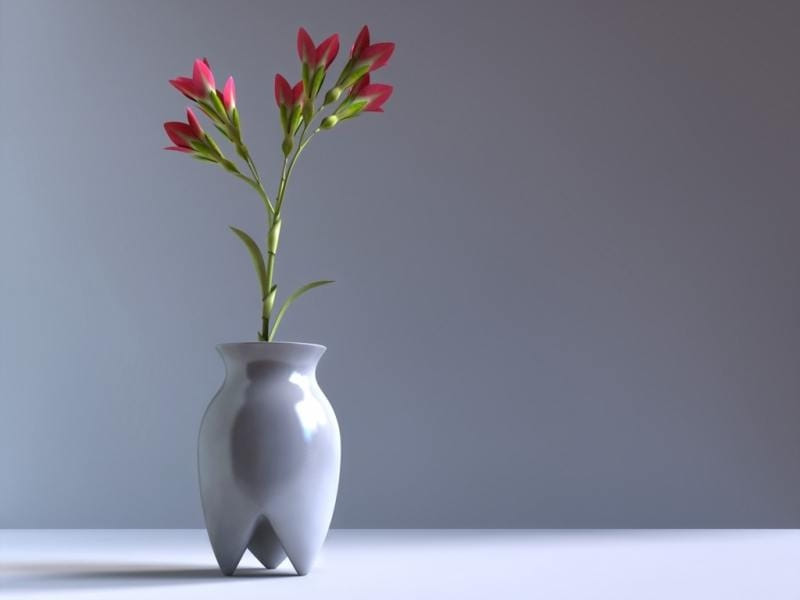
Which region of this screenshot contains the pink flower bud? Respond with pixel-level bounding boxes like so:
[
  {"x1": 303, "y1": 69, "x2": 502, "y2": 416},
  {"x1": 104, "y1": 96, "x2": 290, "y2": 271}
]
[{"x1": 223, "y1": 76, "x2": 236, "y2": 114}]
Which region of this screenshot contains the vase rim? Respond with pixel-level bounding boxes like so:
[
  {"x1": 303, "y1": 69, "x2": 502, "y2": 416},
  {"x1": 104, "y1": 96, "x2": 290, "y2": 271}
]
[{"x1": 217, "y1": 341, "x2": 326, "y2": 352}]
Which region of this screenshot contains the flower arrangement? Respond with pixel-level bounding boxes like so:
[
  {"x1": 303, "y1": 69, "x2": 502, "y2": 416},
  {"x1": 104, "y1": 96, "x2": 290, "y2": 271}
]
[{"x1": 163, "y1": 26, "x2": 395, "y2": 341}]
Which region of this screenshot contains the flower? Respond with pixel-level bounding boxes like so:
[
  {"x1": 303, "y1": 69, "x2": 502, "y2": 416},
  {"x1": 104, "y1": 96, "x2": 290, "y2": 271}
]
[
  {"x1": 274, "y1": 74, "x2": 302, "y2": 107},
  {"x1": 321, "y1": 75, "x2": 394, "y2": 129},
  {"x1": 163, "y1": 108, "x2": 205, "y2": 153},
  {"x1": 297, "y1": 28, "x2": 340, "y2": 99},
  {"x1": 222, "y1": 76, "x2": 236, "y2": 115},
  {"x1": 334, "y1": 26, "x2": 395, "y2": 91},
  {"x1": 274, "y1": 74, "x2": 304, "y2": 141},
  {"x1": 169, "y1": 58, "x2": 216, "y2": 101},
  {"x1": 348, "y1": 75, "x2": 393, "y2": 112},
  {"x1": 297, "y1": 27, "x2": 340, "y2": 70},
  {"x1": 355, "y1": 42, "x2": 395, "y2": 72},
  {"x1": 350, "y1": 26, "x2": 394, "y2": 72}
]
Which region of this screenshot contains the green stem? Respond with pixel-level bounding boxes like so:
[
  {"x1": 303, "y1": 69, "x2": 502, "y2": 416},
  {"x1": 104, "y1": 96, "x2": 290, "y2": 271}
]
[
  {"x1": 263, "y1": 158, "x2": 285, "y2": 340},
  {"x1": 239, "y1": 146, "x2": 274, "y2": 217},
  {"x1": 275, "y1": 127, "x2": 318, "y2": 214}
]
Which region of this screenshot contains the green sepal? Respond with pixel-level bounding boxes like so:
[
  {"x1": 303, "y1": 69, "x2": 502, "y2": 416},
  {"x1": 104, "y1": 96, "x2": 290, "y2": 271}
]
[
  {"x1": 197, "y1": 101, "x2": 225, "y2": 127},
  {"x1": 281, "y1": 136, "x2": 293, "y2": 156},
  {"x1": 302, "y1": 102, "x2": 314, "y2": 125},
  {"x1": 188, "y1": 139, "x2": 212, "y2": 156},
  {"x1": 209, "y1": 90, "x2": 227, "y2": 121},
  {"x1": 231, "y1": 107, "x2": 241, "y2": 138},
  {"x1": 203, "y1": 133, "x2": 224, "y2": 158},
  {"x1": 279, "y1": 105, "x2": 289, "y2": 134},
  {"x1": 269, "y1": 280, "x2": 334, "y2": 341},
  {"x1": 229, "y1": 226, "x2": 269, "y2": 304},
  {"x1": 341, "y1": 64, "x2": 370, "y2": 88},
  {"x1": 311, "y1": 67, "x2": 326, "y2": 98},
  {"x1": 290, "y1": 106, "x2": 303, "y2": 134},
  {"x1": 301, "y1": 63, "x2": 311, "y2": 94},
  {"x1": 335, "y1": 58, "x2": 354, "y2": 86},
  {"x1": 336, "y1": 99, "x2": 367, "y2": 120}
]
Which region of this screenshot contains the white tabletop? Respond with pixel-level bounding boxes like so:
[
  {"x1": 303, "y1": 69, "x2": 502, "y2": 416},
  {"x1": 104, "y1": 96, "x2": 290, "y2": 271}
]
[{"x1": 0, "y1": 529, "x2": 797, "y2": 599}]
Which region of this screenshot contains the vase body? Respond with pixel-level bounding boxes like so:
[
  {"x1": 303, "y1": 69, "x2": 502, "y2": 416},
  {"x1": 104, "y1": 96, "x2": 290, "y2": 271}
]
[{"x1": 198, "y1": 342, "x2": 340, "y2": 576}]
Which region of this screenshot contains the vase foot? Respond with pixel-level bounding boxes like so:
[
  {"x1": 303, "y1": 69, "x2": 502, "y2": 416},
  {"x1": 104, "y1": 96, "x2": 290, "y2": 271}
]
[
  {"x1": 268, "y1": 508, "x2": 328, "y2": 576},
  {"x1": 247, "y1": 516, "x2": 287, "y2": 569},
  {"x1": 205, "y1": 512, "x2": 254, "y2": 576}
]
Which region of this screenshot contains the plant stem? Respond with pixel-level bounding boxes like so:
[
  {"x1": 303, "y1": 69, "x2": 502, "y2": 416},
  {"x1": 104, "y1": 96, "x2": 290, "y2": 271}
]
[
  {"x1": 275, "y1": 128, "x2": 318, "y2": 214},
  {"x1": 261, "y1": 123, "x2": 322, "y2": 340},
  {"x1": 263, "y1": 156, "x2": 286, "y2": 340},
  {"x1": 239, "y1": 146, "x2": 274, "y2": 218}
]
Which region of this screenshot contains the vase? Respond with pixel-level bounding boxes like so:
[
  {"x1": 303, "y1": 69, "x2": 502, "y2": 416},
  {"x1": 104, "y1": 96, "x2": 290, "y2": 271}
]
[{"x1": 198, "y1": 342, "x2": 341, "y2": 576}]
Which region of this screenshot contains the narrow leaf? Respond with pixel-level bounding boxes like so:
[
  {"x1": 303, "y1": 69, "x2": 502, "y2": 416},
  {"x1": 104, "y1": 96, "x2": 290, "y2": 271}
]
[
  {"x1": 269, "y1": 280, "x2": 334, "y2": 341},
  {"x1": 229, "y1": 226, "x2": 268, "y2": 301}
]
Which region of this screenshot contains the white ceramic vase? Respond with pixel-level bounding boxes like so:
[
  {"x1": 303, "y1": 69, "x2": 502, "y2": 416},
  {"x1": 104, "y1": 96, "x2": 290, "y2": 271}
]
[{"x1": 198, "y1": 342, "x2": 341, "y2": 576}]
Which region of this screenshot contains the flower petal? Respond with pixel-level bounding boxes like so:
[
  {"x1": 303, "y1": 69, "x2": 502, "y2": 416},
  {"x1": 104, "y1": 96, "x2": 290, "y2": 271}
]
[
  {"x1": 351, "y1": 25, "x2": 370, "y2": 59},
  {"x1": 315, "y1": 34, "x2": 340, "y2": 69},
  {"x1": 164, "y1": 122, "x2": 195, "y2": 147},
  {"x1": 292, "y1": 81, "x2": 305, "y2": 105},
  {"x1": 359, "y1": 83, "x2": 393, "y2": 111},
  {"x1": 192, "y1": 58, "x2": 216, "y2": 95},
  {"x1": 297, "y1": 27, "x2": 316, "y2": 64},
  {"x1": 360, "y1": 42, "x2": 395, "y2": 72},
  {"x1": 274, "y1": 73, "x2": 292, "y2": 106},
  {"x1": 169, "y1": 77, "x2": 201, "y2": 99},
  {"x1": 186, "y1": 108, "x2": 204, "y2": 138}
]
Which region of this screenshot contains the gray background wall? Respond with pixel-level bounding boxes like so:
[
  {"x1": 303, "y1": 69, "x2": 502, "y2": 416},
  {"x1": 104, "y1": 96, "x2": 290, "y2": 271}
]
[{"x1": 1, "y1": 0, "x2": 798, "y2": 528}]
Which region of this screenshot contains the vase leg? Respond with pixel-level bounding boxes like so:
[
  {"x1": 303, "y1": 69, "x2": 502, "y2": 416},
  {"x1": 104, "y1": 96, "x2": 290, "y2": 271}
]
[
  {"x1": 269, "y1": 509, "x2": 328, "y2": 576},
  {"x1": 247, "y1": 516, "x2": 287, "y2": 569},
  {"x1": 205, "y1": 511, "x2": 256, "y2": 576}
]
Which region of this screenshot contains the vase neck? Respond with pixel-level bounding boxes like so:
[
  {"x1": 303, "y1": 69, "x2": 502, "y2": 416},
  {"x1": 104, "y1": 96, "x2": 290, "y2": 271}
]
[{"x1": 217, "y1": 342, "x2": 325, "y2": 379}]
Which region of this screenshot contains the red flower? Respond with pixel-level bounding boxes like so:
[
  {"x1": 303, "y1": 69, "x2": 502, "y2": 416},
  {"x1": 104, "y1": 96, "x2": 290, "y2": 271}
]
[
  {"x1": 348, "y1": 75, "x2": 394, "y2": 114},
  {"x1": 297, "y1": 27, "x2": 340, "y2": 70},
  {"x1": 322, "y1": 74, "x2": 394, "y2": 129},
  {"x1": 164, "y1": 108, "x2": 204, "y2": 152},
  {"x1": 169, "y1": 58, "x2": 216, "y2": 101},
  {"x1": 274, "y1": 74, "x2": 303, "y2": 108},
  {"x1": 350, "y1": 76, "x2": 393, "y2": 112},
  {"x1": 275, "y1": 74, "x2": 304, "y2": 136},
  {"x1": 350, "y1": 26, "x2": 394, "y2": 73}
]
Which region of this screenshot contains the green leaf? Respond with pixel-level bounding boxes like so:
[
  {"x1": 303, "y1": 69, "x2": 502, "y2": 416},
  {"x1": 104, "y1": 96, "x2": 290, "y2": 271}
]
[
  {"x1": 269, "y1": 280, "x2": 334, "y2": 341},
  {"x1": 229, "y1": 226, "x2": 268, "y2": 302}
]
